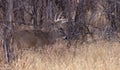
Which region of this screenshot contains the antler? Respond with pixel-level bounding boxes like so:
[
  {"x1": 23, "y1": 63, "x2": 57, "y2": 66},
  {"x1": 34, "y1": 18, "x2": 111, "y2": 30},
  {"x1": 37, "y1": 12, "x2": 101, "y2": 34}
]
[{"x1": 54, "y1": 12, "x2": 68, "y2": 24}]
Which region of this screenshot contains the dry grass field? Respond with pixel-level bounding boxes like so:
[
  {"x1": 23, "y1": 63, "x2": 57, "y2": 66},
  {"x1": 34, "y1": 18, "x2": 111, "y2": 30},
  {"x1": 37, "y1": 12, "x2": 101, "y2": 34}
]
[{"x1": 0, "y1": 40, "x2": 120, "y2": 70}]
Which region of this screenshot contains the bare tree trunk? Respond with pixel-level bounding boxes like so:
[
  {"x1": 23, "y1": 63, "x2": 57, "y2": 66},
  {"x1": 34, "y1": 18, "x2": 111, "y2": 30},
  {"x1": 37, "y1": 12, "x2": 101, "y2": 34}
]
[
  {"x1": 3, "y1": 0, "x2": 13, "y2": 63},
  {"x1": 13, "y1": 0, "x2": 25, "y2": 25},
  {"x1": 32, "y1": 0, "x2": 38, "y2": 29},
  {"x1": 38, "y1": 0, "x2": 44, "y2": 28}
]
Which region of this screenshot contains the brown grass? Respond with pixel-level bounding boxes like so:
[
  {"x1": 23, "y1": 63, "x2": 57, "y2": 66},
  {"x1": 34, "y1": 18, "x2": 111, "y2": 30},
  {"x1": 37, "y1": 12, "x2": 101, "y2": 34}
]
[{"x1": 0, "y1": 40, "x2": 120, "y2": 70}]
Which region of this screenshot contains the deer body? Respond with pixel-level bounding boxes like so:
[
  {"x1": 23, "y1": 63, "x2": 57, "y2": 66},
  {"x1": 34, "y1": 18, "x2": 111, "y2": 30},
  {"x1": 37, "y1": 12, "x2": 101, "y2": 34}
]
[{"x1": 11, "y1": 30, "x2": 58, "y2": 50}]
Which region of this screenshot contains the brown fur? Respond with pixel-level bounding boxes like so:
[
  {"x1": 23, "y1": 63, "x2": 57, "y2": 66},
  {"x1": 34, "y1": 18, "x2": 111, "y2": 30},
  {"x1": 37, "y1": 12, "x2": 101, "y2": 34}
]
[{"x1": 10, "y1": 30, "x2": 60, "y2": 50}]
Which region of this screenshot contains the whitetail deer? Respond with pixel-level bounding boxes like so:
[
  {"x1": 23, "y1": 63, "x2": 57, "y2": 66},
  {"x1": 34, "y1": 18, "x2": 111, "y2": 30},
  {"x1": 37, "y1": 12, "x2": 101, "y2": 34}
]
[
  {"x1": 10, "y1": 12, "x2": 68, "y2": 51},
  {"x1": 8, "y1": 12, "x2": 70, "y2": 61}
]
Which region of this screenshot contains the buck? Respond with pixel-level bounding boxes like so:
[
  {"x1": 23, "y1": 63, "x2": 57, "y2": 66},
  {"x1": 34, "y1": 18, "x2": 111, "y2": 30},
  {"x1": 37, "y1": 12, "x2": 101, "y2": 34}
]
[
  {"x1": 10, "y1": 12, "x2": 69, "y2": 51},
  {"x1": 9, "y1": 12, "x2": 71, "y2": 61}
]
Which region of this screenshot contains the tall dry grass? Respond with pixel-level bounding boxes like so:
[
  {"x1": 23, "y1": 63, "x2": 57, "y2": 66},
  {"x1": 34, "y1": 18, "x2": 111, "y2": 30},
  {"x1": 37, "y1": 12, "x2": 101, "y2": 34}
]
[{"x1": 0, "y1": 40, "x2": 120, "y2": 70}]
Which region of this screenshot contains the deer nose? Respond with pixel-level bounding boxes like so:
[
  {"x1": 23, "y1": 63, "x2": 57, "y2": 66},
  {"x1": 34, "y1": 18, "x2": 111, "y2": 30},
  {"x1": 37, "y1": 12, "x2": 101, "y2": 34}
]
[{"x1": 62, "y1": 36, "x2": 68, "y2": 40}]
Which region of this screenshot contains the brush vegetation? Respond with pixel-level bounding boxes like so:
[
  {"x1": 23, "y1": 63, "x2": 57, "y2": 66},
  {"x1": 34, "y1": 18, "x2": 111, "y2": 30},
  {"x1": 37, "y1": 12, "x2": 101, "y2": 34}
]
[{"x1": 0, "y1": 40, "x2": 120, "y2": 70}]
